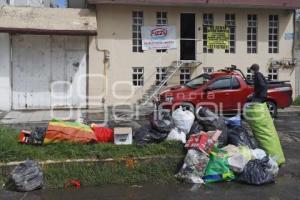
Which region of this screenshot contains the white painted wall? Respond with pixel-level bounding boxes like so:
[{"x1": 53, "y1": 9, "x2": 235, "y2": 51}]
[{"x1": 0, "y1": 33, "x2": 11, "y2": 111}]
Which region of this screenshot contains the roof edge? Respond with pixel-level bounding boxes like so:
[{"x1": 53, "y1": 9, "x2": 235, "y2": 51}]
[{"x1": 87, "y1": 0, "x2": 300, "y2": 9}]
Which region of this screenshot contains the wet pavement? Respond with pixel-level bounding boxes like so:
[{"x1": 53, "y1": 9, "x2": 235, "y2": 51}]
[
  {"x1": 1, "y1": 111, "x2": 300, "y2": 200},
  {"x1": 1, "y1": 177, "x2": 300, "y2": 200}
]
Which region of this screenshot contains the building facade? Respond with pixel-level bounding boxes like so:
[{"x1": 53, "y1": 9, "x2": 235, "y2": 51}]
[
  {"x1": 0, "y1": 2, "x2": 97, "y2": 110},
  {"x1": 295, "y1": 9, "x2": 300, "y2": 98},
  {"x1": 0, "y1": 0, "x2": 299, "y2": 111},
  {"x1": 87, "y1": 1, "x2": 298, "y2": 106}
]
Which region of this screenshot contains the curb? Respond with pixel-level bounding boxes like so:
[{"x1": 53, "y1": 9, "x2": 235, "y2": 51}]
[{"x1": 0, "y1": 155, "x2": 184, "y2": 168}]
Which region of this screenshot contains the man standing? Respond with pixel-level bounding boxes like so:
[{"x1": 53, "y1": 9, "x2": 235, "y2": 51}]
[{"x1": 250, "y1": 64, "x2": 268, "y2": 103}]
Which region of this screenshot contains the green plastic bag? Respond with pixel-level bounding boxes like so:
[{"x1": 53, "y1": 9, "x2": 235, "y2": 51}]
[
  {"x1": 203, "y1": 151, "x2": 235, "y2": 183},
  {"x1": 245, "y1": 103, "x2": 285, "y2": 165}
]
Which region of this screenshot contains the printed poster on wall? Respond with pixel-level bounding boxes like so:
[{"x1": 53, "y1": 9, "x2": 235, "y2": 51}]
[
  {"x1": 141, "y1": 26, "x2": 177, "y2": 50},
  {"x1": 207, "y1": 26, "x2": 229, "y2": 49}
]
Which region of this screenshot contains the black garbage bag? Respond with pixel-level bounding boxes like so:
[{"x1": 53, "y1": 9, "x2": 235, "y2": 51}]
[
  {"x1": 149, "y1": 111, "x2": 175, "y2": 133},
  {"x1": 134, "y1": 124, "x2": 168, "y2": 145},
  {"x1": 237, "y1": 157, "x2": 275, "y2": 185},
  {"x1": 107, "y1": 120, "x2": 142, "y2": 133},
  {"x1": 28, "y1": 127, "x2": 46, "y2": 145},
  {"x1": 187, "y1": 121, "x2": 204, "y2": 139},
  {"x1": 197, "y1": 107, "x2": 228, "y2": 148},
  {"x1": 228, "y1": 126, "x2": 258, "y2": 149},
  {"x1": 7, "y1": 160, "x2": 43, "y2": 192}
]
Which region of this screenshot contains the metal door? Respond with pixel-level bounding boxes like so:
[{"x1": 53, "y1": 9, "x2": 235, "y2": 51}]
[
  {"x1": 12, "y1": 35, "x2": 51, "y2": 109},
  {"x1": 12, "y1": 35, "x2": 87, "y2": 109}
]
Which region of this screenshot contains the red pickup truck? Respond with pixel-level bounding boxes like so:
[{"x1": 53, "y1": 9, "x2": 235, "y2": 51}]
[{"x1": 159, "y1": 67, "x2": 293, "y2": 117}]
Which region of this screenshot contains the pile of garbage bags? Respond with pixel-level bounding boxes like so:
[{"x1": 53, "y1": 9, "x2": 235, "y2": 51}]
[
  {"x1": 134, "y1": 106, "x2": 228, "y2": 146},
  {"x1": 175, "y1": 103, "x2": 285, "y2": 186}
]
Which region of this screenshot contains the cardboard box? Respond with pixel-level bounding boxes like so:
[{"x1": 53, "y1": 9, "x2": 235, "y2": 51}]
[{"x1": 114, "y1": 127, "x2": 132, "y2": 145}]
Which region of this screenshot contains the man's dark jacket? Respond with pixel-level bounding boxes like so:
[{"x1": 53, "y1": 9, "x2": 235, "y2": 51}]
[{"x1": 253, "y1": 72, "x2": 268, "y2": 102}]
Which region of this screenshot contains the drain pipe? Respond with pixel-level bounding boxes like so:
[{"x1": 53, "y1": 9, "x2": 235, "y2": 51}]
[
  {"x1": 293, "y1": 10, "x2": 300, "y2": 97},
  {"x1": 95, "y1": 36, "x2": 110, "y2": 104}
]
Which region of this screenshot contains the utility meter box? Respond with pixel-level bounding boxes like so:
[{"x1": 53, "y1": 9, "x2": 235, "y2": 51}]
[{"x1": 114, "y1": 127, "x2": 132, "y2": 145}]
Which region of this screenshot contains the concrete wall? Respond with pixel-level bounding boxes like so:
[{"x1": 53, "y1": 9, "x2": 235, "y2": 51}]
[
  {"x1": 68, "y1": 0, "x2": 86, "y2": 8},
  {"x1": 9, "y1": 0, "x2": 54, "y2": 7},
  {"x1": 295, "y1": 10, "x2": 300, "y2": 98},
  {"x1": 88, "y1": 36, "x2": 105, "y2": 108},
  {"x1": 295, "y1": 55, "x2": 300, "y2": 97},
  {"x1": 93, "y1": 5, "x2": 295, "y2": 106},
  {"x1": 0, "y1": 33, "x2": 11, "y2": 111},
  {"x1": 0, "y1": 0, "x2": 8, "y2": 5}
]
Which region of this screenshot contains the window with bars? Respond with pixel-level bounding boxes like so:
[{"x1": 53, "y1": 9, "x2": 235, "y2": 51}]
[
  {"x1": 180, "y1": 68, "x2": 191, "y2": 85},
  {"x1": 246, "y1": 68, "x2": 253, "y2": 80},
  {"x1": 225, "y1": 13, "x2": 236, "y2": 54},
  {"x1": 203, "y1": 13, "x2": 214, "y2": 53},
  {"x1": 269, "y1": 15, "x2": 279, "y2": 53},
  {"x1": 156, "y1": 11, "x2": 168, "y2": 53},
  {"x1": 132, "y1": 67, "x2": 144, "y2": 86},
  {"x1": 203, "y1": 67, "x2": 214, "y2": 74},
  {"x1": 156, "y1": 67, "x2": 167, "y2": 86},
  {"x1": 247, "y1": 14, "x2": 257, "y2": 53},
  {"x1": 268, "y1": 68, "x2": 279, "y2": 80},
  {"x1": 132, "y1": 11, "x2": 144, "y2": 53}
]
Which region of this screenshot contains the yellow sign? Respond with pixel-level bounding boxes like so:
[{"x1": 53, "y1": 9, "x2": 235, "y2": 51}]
[{"x1": 207, "y1": 26, "x2": 229, "y2": 49}]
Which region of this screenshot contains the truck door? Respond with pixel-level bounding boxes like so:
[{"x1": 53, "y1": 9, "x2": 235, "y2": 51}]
[
  {"x1": 202, "y1": 77, "x2": 233, "y2": 112},
  {"x1": 227, "y1": 76, "x2": 246, "y2": 111}
]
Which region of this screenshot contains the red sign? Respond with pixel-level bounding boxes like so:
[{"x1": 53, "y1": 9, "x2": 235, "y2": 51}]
[{"x1": 151, "y1": 28, "x2": 168, "y2": 38}]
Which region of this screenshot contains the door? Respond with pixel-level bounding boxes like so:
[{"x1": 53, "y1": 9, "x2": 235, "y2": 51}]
[
  {"x1": 226, "y1": 76, "x2": 245, "y2": 111},
  {"x1": 202, "y1": 77, "x2": 233, "y2": 112},
  {"x1": 50, "y1": 36, "x2": 87, "y2": 108},
  {"x1": 12, "y1": 35, "x2": 87, "y2": 109},
  {"x1": 180, "y1": 13, "x2": 196, "y2": 60},
  {"x1": 12, "y1": 35, "x2": 52, "y2": 109},
  {"x1": 65, "y1": 50, "x2": 87, "y2": 107}
]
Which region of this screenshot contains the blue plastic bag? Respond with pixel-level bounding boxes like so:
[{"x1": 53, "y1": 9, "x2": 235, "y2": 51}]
[{"x1": 225, "y1": 116, "x2": 242, "y2": 127}]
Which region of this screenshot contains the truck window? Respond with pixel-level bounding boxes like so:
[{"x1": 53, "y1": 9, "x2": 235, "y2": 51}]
[
  {"x1": 210, "y1": 78, "x2": 231, "y2": 90},
  {"x1": 232, "y1": 77, "x2": 241, "y2": 89},
  {"x1": 185, "y1": 74, "x2": 211, "y2": 88}
]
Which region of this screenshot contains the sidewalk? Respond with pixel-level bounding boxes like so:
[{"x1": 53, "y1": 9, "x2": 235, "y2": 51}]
[
  {"x1": 278, "y1": 106, "x2": 300, "y2": 113},
  {"x1": 0, "y1": 110, "x2": 84, "y2": 125},
  {"x1": 0, "y1": 105, "x2": 154, "y2": 127},
  {"x1": 0, "y1": 106, "x2": 299, "y2": 126}
]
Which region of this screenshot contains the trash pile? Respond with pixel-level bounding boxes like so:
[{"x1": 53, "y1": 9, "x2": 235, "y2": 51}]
[
  {"x1": 13, "y1": 102, "x2": 285, "y2": 191},
  {"x1": 133, "y1": 103, "x2": 285, "y2": 185},
  {"x1": 174, "y1": 102, "x2": 285, "y2": 185}
]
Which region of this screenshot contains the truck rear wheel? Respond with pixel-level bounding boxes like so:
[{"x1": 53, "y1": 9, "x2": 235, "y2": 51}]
[{"x1": 267, "y1": 101, "x2": 278, "y2": 118}]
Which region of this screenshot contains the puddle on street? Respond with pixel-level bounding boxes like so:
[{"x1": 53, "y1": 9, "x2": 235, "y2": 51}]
[{"x1": 1, "y1": 177, "x2": 300, "y2": 200}]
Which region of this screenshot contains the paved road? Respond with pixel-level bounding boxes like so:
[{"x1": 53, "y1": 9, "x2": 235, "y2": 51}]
[{"x1": 1, "y1": 177, "x2": 300, "y2": 200}]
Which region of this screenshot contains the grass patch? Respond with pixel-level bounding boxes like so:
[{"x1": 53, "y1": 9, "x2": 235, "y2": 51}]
[
  {"x1": 0, "y1": 126, "x2": 185, "y2": 163},
  {"x1": 0, "y1": 126, "x2": 185, "y2": 188},
  {"x1": 1, "y1": 156, "x2": 183, "y2": 188},
  {"x1": 43, "y1": 156, "x2": 182, "y2": 188},
  {"x1": 293, "y1": 96, "x2": 300, "y2": 106}
]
